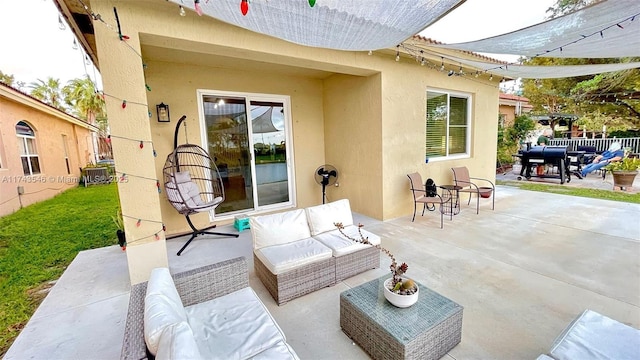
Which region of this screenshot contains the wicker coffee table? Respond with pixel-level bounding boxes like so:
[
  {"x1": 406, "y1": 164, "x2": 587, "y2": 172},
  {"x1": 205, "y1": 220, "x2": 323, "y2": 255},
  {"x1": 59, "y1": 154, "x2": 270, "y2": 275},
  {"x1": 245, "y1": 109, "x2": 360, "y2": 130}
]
[{"x1": 340, "y1": 276, "x2": 463, "y2": 360}]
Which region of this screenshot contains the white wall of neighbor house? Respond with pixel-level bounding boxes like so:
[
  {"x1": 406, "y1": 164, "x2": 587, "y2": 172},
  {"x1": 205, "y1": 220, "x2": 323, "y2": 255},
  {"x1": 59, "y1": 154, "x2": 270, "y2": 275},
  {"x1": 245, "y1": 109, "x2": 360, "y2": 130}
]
[{"x1": 88, "y1": 0, "x2": 498, "y2": 283}]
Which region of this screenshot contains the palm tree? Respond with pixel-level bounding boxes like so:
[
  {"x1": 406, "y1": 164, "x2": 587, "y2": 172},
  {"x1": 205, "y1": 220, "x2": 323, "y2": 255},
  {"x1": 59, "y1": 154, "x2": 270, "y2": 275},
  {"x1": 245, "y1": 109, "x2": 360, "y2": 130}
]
[
  {"x1": 63, "y1": 76, "x2": 110, "y2": 159},
  {"x1": 62, "y1": 76, "x2": 105, "y2": 124},
  {"x1": 0, "y1": 70, "x2": 15, "y2": 86},
  {"x1": 29, "y1": 77, "x2": 64, "y2": 109}
]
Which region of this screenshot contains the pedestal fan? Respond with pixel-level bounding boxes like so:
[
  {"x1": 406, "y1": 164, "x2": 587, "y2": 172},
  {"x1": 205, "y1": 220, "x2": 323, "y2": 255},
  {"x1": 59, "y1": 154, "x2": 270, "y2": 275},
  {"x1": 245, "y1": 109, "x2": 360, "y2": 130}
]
[{"x1": 314, "y1": 165, "x2": 338, "y2": 204}]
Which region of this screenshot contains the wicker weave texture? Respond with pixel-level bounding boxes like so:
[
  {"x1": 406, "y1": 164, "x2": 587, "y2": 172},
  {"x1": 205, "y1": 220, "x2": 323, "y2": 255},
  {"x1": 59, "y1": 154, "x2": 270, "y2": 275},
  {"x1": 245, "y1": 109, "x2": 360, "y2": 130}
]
[
  {"x1": 335, "y1": 246, "x2": 380, "y2": 282},
  {"x1": 254, "y1": 254, "x2": 335, "y2": 305},
  {"x1": 120, "y1": 257, "x2": 248, "y2": 360},
  {"x1": 340, "y1": 277, "x2": 463, "y2": 360}
]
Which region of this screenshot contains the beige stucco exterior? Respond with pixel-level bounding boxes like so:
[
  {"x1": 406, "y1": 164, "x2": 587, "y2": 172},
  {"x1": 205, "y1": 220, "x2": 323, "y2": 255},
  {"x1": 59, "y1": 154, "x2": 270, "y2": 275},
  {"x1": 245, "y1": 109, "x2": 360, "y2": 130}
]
[
  {"x1": 0, "y1": 84, "x2": 96, "y2": 217},
  {"x1": 80, "y1": 0, "x2": 500, "y2": 284},
  {"x1": 499, "y1": 93, "x2": 533, "y2": 127}
]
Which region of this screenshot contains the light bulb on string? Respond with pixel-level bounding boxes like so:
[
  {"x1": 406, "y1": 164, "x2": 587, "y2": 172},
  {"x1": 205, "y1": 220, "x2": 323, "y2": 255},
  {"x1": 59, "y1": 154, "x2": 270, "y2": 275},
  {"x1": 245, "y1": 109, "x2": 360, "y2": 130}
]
[
  {"x1": 440, "y1": 57, "x2": 445, "y2": 71},
  {"x1": 179, "y1": 6, "x2": 186, "y2": 16},
  {"x1": 420, "y1": 50, "x2": 425, "y2": 66},
  {"x1": 85, "y1": 54, "x2": 91, "y2": 66},
  {"x1": 395, "y1": 45, "x2": 400, "y2": 62},
  {"x1": 489, "y1": 74, "x2": 493, "y2": 81},
  {"x1": 240, "y1": 0, "x2": 249, "y2": 15},
  {"x1": 368, "y1": 50, "x2": 372, "y2": 56},
  {"x1": 72, "y1": 38, "x2": 78, "y2": 50},
  {"x1": 58, "y1": 15, "x2": 66, "y2": 30}
]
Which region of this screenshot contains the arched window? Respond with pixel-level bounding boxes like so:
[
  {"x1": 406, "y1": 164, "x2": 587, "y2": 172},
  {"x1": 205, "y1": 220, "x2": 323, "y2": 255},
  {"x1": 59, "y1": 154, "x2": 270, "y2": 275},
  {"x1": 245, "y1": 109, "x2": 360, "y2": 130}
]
[{"x1": 16, "y1": 121, "x2": 41, "y2": 176}]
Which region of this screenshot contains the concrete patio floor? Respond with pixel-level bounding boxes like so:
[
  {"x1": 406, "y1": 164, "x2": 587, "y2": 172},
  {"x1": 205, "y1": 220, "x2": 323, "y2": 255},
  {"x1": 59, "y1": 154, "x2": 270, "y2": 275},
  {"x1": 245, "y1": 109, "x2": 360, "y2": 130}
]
[{"x1": 5, "y1": 186, "x2": 640, "y2": 359}]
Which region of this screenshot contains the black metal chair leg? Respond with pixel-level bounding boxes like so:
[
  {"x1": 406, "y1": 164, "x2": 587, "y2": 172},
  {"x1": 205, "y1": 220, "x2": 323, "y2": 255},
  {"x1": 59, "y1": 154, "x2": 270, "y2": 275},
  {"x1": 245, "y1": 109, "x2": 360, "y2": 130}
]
[{"x1": 173, "y1": 215, "x2": 240, "y2": 256}]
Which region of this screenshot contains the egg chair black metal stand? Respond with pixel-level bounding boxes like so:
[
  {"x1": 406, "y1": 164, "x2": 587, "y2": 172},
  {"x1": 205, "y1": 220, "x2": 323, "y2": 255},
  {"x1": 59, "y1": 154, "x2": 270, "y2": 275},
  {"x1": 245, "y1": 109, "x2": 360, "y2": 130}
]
[{"x1": 163, "y1": 115, "x2": 239, "y2": 256}]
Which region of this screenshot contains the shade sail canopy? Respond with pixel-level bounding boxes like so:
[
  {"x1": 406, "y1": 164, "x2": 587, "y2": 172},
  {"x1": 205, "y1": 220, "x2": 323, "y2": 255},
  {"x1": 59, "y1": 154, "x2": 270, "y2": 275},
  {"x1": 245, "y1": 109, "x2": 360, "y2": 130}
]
[
  {"x1": 440, "y1": 54, "x2": 640, "y2": 79},
  {"x1": 430, "y1": 0, "x2": 640, "y2": 58},
  {"x1": 168, "y1": 0, "x2": 465, "y2": 51},
  {"x1": 252, "y1": 107, "x2": 281, "y2": 134}
]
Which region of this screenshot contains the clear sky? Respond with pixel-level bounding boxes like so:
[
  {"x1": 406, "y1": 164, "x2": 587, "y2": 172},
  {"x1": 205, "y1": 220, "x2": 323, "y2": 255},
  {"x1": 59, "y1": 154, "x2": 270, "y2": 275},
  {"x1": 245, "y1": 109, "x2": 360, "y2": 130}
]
[
  {"x1": 0, "y1": 0, "x2": 557, "y2": 87},
  {"x1": 0, "y1": 0, "x2": 101, "y2": 87}
]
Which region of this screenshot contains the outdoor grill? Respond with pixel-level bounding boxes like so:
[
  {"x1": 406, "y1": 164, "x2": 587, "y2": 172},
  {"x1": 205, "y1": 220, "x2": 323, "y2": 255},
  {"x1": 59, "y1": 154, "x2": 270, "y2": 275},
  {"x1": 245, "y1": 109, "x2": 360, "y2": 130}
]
[{"x1": 518, "y1": 145, "x2": 572, "y2": 184}]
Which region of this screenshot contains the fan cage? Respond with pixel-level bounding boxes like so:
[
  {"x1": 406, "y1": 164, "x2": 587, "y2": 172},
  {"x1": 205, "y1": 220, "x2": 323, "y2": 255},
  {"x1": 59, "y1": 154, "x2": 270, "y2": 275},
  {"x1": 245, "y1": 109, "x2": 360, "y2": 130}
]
[{"x1": 163, "y1": 144, "x2": 225, "y2": 215}]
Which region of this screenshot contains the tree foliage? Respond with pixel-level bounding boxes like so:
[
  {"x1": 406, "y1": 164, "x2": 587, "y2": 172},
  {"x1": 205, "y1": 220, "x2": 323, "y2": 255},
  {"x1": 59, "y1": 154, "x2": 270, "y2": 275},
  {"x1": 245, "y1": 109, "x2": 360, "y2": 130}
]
[
  {"x1": 29, "y1": 77, "x2": 65, "y2": 110},
  {"x1": 521, "y1": 0, "x2": 640, "y2": 134},
  {"x1": 497, "y1": 115, "x2": 536, "y2": 165},
  {"x1": 0, "y1": 71, "x2": 15, "y2": 86}
]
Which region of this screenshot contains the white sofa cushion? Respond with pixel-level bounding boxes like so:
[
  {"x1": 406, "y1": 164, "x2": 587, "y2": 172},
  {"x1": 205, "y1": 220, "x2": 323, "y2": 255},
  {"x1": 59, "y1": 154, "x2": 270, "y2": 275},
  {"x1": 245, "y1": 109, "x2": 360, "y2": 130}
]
[
  {"x1": 250, "y1": 341, "x2": 300, "y2": 360},
  {"x1": 251, "y1": 209, "x2": 312, "y2": 250},
  {"x1": 313, "y1": 227, "x2": 381, "y2": 256},
  {"x1": 144, "y1": 268, "x2": 187, "y2": 356},
  {"x1": 305, "y1": 199, "x2": 354, "y2": 236},
  {"x1": 185, "y1": 287, "x2": 288, "y2": 360},
  {"x1": 550, "y1": 309, "x2": 640, "y2": 360},
  {"x1": 254, "y1": 238, "x2": 333, "y2": 275},
  {"x1": 155, "y1": 321, "x2": 203, "y2": 360}
]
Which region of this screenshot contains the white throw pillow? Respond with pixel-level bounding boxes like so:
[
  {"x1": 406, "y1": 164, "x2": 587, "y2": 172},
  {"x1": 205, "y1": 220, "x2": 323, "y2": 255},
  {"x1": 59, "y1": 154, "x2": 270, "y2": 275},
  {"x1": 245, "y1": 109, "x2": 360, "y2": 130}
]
[
  {"x1": 155, "y1": 321, "x2": 203, "y2": 360},
  {"x1": 250, "y1": 209, "x2": 312, "y2": 250},
  {"x1": 144, "y1": 268, "x2": 187, "y2": 356},
  {"x1": 305, "y1": 199, "x2": 354, "y2": 236}
]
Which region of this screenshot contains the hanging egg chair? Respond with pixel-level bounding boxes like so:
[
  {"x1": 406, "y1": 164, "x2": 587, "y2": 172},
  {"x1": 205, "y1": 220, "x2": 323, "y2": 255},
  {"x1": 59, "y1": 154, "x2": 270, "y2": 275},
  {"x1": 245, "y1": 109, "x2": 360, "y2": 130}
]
[{"x1": 163, "y1": 115, "x2": 238, "y2": 256}]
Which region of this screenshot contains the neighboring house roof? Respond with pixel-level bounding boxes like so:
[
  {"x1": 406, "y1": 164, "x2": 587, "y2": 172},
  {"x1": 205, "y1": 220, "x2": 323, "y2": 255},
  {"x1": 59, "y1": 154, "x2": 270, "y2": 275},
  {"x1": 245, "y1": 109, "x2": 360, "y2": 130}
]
[
  {"x1": 0, "y1": 82, "x2": 98, "y2": 132},
  {"x1": 499, "y1": 93, "x2": 534, "y2": 111},
  {"x1": 499, "y1": 93, "x2": 530, "y2": 102}
]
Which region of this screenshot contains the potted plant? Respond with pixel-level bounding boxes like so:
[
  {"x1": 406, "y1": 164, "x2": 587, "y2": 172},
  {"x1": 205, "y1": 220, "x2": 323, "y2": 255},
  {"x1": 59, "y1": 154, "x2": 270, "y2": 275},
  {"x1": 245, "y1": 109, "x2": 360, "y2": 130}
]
[
  {"x1": 112, "y1": 209, "x2": 126, "y2": 251},
  {"x1": 335, "y1": 222, "x2": 419, "y2": 308},
  {"x1": 605, "y1": 157, "x2": 640, "y2": 190}
]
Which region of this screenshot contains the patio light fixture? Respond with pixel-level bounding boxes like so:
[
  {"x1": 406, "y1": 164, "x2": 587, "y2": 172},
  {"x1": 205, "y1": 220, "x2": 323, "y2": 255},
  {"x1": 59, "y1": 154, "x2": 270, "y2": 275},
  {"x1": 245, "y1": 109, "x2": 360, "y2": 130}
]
[{"x1": 156, "y1": 103, "x2": 170, "y2": 122}]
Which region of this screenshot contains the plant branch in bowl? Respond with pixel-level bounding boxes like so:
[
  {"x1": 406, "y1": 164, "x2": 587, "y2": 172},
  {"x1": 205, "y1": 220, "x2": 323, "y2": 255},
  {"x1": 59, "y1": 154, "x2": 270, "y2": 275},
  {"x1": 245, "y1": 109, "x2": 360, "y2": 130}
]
[{"x1": 334, "y1": 222, "x2": 416, "y2": 294}]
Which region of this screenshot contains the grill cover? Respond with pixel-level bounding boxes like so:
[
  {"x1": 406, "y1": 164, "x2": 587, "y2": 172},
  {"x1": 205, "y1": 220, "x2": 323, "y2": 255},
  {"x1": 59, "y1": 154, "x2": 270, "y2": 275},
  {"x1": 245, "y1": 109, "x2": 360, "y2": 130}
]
[{"x1": 522, "y1": 146, "x2": 568, "y2": 160}]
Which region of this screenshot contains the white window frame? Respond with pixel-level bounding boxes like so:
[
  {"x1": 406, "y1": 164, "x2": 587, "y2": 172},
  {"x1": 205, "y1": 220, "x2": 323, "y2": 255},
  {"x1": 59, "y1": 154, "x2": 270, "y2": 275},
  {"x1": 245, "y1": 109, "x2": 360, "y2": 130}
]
[
  {"x1": 16, "y1": 121, "x2": 41, "y2": 176},
  {"x1": 196, "y1": 89, "x2": 296, "y2": 221},
  {"x1": 425, "y1": 88, "x2": 472, "y2": 162}
]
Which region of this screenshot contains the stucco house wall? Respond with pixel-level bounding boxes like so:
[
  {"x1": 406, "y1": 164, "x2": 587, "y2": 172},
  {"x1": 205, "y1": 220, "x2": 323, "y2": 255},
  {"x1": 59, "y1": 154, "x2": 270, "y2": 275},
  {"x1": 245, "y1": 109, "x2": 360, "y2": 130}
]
[
  {"x1": 0, "y1": 83, "x2": 96, "y2": 217},
  {"x1": 77, "y1": 0, "x2": 499, "y2": 283},
  {"x1": 499, "y1": 93, "x2": 533, "y2": 127}
]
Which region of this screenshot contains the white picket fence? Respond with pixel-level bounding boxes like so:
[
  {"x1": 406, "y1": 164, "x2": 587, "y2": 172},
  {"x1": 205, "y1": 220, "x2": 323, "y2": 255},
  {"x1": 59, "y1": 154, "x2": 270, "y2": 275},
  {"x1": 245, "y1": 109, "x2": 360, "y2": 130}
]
[{"x1": 548, "y1": 137, "x2": 640, "y2": 153}]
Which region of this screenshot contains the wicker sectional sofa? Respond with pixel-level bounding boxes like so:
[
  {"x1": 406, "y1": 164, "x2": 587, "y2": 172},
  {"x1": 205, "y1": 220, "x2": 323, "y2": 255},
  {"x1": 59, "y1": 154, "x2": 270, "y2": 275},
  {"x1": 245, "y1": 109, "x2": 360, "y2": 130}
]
[
  {"x1": 120, "y1": 257, "x2": 299, "y2": 360},
  {"x1": 250, "y1": 199, "x2": 381, "y2": 305}
]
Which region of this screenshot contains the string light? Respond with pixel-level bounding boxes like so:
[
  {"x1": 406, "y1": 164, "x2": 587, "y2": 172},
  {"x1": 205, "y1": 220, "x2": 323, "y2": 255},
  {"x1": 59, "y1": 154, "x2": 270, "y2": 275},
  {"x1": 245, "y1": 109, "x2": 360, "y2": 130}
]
[
  {"x1": 241, "y1": 0, "x2": 249, "y2": 15},
  {"x1": 420, "y1": 50, "x2": 425, "y2": 66},
  {"x1": 440, "y1": 57, "x2": 445, "y2": 71},
  {"x1": 72, "y1": 38, "x2": 78, "y2": 50},
  {"x1": 395, "y1": 45, "x2": 400, "y2": 62},
  {"x1": 58, "y1": 15, "x2": 66, "y2": 30},
  {"x1": 368, "y1": 50, "x2": 372, "y2": 56},
  {"x1": 179, "y1": 6, "x2": 186, "y2": 16}
]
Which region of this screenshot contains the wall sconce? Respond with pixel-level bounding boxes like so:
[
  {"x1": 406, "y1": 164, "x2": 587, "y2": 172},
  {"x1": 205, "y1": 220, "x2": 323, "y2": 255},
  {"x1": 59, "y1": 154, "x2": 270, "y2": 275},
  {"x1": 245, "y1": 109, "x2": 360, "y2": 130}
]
[{"x1": 156, "y1": 103, "x2": 170, "y2": 122}]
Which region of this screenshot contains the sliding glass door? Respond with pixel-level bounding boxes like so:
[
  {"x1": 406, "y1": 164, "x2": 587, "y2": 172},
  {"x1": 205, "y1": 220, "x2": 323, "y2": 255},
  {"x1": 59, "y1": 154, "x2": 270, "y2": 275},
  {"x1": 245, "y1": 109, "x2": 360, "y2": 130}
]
[{"x1": 198, "y1": 91, "x2": 294, "y2": 217}]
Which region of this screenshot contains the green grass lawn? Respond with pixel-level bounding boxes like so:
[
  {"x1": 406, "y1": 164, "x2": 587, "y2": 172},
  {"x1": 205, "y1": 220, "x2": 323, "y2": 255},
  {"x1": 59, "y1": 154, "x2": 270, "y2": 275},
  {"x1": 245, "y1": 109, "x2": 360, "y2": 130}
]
[
  {"x1": 497, "y1": 180, "x2": 640, "y2": 203},
  {"x1": 0, "y1": 184, "x2": 119, "y2": 356}
]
